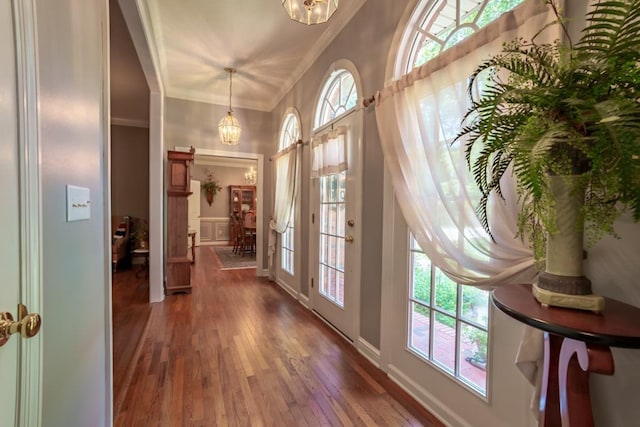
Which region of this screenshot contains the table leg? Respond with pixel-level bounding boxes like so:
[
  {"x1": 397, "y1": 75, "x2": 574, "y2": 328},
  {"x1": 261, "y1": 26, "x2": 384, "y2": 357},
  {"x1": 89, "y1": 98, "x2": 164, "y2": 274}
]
[
  {"x1": 539, "y1": 332, "x2": 615, "y2": 427},
  {"x1": 540, "y1": 332, "x2": 562, "y2": 426},
  {"x1": 558, "y1": 339, "x2": 613, "y2": 426}
]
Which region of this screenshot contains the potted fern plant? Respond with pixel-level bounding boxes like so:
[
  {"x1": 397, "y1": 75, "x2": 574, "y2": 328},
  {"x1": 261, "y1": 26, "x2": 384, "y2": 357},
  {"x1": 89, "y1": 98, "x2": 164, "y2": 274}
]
[{"x1": 457, "y1": 0, "x2": 640, "y2": 310}]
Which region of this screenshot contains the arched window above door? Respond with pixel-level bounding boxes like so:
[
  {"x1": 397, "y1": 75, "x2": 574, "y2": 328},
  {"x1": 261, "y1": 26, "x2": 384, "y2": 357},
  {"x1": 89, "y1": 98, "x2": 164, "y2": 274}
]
[
  {"x1": 314, "y1": 68, "x2": 358, "y2": 130},
  {"x1": 279, "y1": 111, "x2": 301, "y2": 151},
  {"x1": 397, "y1": 0, "x2": 525, "y2": 74}
]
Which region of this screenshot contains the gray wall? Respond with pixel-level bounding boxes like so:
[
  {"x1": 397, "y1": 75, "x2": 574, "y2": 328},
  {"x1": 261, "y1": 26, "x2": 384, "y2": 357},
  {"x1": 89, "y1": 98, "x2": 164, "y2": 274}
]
[
  {"x1": 270, "y1": 1, "x2": 409, "y2": 348},
  {"x1": 110, "y1": 0, "x2": 149, "y2": 124},
  {"x1": 164, "y1": 97, "x2": 273, "y2": 267},
  {"x1": 111, "y1": 125, "x2": 150, "y2": 221},
  {"x1": 37, "y1": 0, "x2": 110, "y2": 425},
  {"x1": 191, "y1": 163, "x2": 257, "y2": 218}
]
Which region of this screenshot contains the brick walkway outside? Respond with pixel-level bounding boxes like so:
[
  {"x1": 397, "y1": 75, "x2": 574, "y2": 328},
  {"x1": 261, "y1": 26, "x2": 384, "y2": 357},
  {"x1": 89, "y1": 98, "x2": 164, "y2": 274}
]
[{"x1": 411, "y1": 310, "x2": 486, "y2": 391}]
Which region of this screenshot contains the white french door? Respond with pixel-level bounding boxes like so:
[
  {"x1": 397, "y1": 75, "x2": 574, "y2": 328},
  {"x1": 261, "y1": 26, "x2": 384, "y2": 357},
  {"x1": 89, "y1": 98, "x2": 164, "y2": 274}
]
[{"x1": 310, "y1": 111, "x2": 362, "y2": 341}]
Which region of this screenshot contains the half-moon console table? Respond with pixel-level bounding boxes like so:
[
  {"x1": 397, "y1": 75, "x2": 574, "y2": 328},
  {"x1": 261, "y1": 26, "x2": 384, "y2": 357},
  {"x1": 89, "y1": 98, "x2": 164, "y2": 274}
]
[{"x1": 492, "y1": 284, "x2": 640, "y2": 427}]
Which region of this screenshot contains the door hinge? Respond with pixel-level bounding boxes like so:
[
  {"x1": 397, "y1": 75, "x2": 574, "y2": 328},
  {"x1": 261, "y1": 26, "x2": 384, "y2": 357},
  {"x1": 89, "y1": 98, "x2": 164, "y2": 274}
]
[
  {"x1": 312, "y1": 213, "x2": 315, "y2": 224},
  {"x1": 311, "y1": 278, "x2": 314, "y2": 288}
]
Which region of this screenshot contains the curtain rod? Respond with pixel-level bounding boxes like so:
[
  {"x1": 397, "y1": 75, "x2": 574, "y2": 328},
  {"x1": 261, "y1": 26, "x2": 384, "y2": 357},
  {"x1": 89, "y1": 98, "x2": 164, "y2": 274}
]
[
  {"x1": 363, "y1": 94, "x2": 376, "y2": 108},
  {"x1": 269, "y1": 139, "x2": 304, "y2": 161},
  {"x1": 269, "y1": 96, "x2": 376, "y2": 162}
]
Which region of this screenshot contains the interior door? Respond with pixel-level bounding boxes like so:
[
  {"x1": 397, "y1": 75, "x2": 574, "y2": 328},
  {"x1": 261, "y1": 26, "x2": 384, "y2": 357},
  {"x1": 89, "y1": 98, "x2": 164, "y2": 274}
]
[
  {"x1": 0, "y1": 1, "x2": 41, "y2": 424},
  {"x1": 0, "y1": 3, "x2": 21, "y2": 422},
  {"x1": 311, "y1": 111, "x2": 362, "y2": 340},
  {"x1": 188, "y1": 179, "x2": 201, "y2": 246}
]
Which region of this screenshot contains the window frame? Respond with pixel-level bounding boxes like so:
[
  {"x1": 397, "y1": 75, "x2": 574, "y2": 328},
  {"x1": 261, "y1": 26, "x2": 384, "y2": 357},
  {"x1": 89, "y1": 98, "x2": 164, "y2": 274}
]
[{"x1": 407, "y1": 234, "x2": 491, "y2": 398}]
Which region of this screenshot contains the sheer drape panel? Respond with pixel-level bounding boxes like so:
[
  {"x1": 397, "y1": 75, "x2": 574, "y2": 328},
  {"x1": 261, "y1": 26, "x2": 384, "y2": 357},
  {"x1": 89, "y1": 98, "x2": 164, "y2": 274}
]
[
  {"x1": 375, "y1": 0, "x2": 557, "y2": 288},
  {"x1": 311, "y1": 125, "x2": 348, "y2": 178},
  {"x1": 270, "y1": 144, "x2": 299, "y2": 233},
  {"x1": 269, "y1": 144, "x2": 299, "y2": 265}
]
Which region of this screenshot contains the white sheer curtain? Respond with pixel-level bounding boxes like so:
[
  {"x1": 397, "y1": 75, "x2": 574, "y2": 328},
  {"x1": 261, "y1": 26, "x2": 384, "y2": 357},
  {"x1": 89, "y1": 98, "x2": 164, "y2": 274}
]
[
  {"x1": 311, "y1": 125, "x2": 348, "y2": 178},
  {"x1": 375, "y1": 0, "x2": 558, "y2": 289},
  {"x1": 375, "y1": 0, "x2": 559, "y2": 407},
  {"x1": 268, "y1": 143, "x2": 300, "y2": 265}
]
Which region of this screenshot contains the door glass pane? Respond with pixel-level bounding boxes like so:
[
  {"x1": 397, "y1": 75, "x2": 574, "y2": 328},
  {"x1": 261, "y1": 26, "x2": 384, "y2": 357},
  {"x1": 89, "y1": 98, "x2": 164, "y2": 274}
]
[
  {"x1": 319, "y1": 172, "x2": 346, "y2": 307},
  {"x1": 460, "y1": 323, "x2": 487, "y2": 393},
  {"x1": 409, "y1": 302, "x2": 430, "y2": 358},
  {"x1": 434, "y1": 269, "x2": 457, "y2": 314},
  {"x1": 411, "y1": 252, "x2": 431, "y2": 305},
  {"x1": 461, "y1": 286, "x2": 489, "y2": 327},
  {"x1": 433, "y1": 311, "x2": 456, "y2": 373}
]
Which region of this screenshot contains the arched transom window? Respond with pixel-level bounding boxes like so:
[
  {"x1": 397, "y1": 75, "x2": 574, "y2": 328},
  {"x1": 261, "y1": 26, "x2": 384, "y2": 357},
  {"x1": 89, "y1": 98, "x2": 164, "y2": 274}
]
[
  {"x1": 279, "y1": 112, "x2": 300, "y2": 151},
  {"x1": 401, "y1": 0, "x2": 525, "y2": 73},
  {"x1": 314, "y1": 69, "x2": 357, "y2": 129}
]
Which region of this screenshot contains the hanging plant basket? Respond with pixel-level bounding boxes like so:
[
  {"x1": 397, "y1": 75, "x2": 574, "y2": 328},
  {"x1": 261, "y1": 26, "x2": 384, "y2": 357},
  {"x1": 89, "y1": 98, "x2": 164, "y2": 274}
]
[
  {"x1": 206, "y1": 189, "x2": 215, "y2": 206},
  {"x1": 202, "y1": 169, "x2": 222, "y2": 207}
]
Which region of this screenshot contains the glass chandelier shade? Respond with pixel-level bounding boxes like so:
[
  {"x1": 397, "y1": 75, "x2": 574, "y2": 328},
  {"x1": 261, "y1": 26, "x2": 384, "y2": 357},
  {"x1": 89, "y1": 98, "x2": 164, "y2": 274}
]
[
  {"x1": 282, "y1": 0, "x2": 338, "y2": 25},
  {"x1": 218, "y1": 68, "x2": 241, "y2": 145}
]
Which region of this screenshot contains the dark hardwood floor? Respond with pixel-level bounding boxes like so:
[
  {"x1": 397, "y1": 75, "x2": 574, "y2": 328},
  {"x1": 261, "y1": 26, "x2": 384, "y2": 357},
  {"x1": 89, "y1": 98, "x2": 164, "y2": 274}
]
[
  {"x1": 112, "y1": 261, "x2": 152, "y2": 416},
  {"x1": 113, "y1": 246, "x2": 443, "y2": 426}
]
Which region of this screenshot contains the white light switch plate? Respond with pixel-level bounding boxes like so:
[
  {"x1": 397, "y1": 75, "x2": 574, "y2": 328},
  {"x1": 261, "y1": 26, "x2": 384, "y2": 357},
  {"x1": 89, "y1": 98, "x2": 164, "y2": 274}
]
[{"x1": 66, "y1": 185, "x2": 91, "y2": 221}]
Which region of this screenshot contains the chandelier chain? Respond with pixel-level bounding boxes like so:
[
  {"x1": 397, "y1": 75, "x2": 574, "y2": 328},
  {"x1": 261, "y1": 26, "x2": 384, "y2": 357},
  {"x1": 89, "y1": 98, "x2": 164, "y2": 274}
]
[{"x1": 225, "y1": 67, "x2": 235, "y2": 112}]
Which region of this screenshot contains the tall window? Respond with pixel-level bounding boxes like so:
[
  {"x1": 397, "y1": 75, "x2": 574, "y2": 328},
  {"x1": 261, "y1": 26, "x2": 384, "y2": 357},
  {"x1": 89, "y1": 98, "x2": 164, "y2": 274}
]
[
  {"x1": 398, "y1": 0, "x2": 526, "y2": 397},
  {"x1": 278, "y1": 112, "x2": 300, "y2": 275}
]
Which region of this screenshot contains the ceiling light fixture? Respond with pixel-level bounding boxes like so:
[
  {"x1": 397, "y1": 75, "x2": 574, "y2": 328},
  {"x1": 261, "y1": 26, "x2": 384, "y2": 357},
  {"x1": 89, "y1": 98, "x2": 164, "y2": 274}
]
[
  {"x1": 282, "y1": 0, "x2": 338, "y2": 25},
  {"x1": 245, "y1": 167, "x2": 257, "y2": 185},
  {"x1": 218, "y1": 67, "x2": 241, "y2": 145}
]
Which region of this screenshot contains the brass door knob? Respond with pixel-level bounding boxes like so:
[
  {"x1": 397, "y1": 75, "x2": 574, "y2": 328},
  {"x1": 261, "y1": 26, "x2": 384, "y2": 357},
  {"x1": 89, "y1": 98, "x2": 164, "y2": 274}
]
[
  {"x1": 345, "y1": 235, "x2": 354, "y2": 243},
  {"x1": 0, "y1": 304, "x2": 41, "y2": 347}
]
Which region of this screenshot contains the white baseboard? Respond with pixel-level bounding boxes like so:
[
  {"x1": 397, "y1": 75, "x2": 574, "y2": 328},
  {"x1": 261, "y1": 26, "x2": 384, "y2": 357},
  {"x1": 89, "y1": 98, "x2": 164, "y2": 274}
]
[
  {"x1": 357, "y1": 337, "x2": 381, "y2": 368},
  {"x1": 298, "y1": 293, "x2": 310, "y2": 309},
  {"x1": 387, "y1": 364, "x2": 467, "y2": 427},
  {"x1": 259, "y1": 268, "x2": 269, "y2": 277},
  {"x1": 275, "y1": 278, "x2": 299, "y2": 299}
]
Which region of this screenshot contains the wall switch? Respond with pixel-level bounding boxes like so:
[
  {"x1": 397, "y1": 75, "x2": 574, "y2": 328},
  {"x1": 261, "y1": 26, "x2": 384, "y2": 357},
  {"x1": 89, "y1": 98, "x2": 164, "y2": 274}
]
[{"x1": 66, "y1": 185, "x2": 91, "y2": 221}]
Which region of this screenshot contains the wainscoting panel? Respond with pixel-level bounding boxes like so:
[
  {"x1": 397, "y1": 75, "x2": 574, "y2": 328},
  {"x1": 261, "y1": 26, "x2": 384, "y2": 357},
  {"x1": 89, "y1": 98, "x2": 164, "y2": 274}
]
[{"x1": 200, "y1": 217, "x2": 230, "y2": 246}]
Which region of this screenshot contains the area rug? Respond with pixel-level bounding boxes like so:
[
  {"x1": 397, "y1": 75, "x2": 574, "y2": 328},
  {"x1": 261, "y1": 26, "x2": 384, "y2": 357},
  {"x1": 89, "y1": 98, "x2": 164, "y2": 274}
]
[{"x1": 213, "y1": 246, "x2": 256, "y2": 270}]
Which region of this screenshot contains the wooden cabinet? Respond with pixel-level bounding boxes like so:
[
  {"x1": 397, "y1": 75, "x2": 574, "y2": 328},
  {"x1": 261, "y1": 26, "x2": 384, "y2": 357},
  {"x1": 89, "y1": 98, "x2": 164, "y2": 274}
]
[
  {"x1": 166, "y1": 148, "x2": 194, "y2": 295},
  {"x1": 229, "y1": 185, "x2": 256, "y2": 214},
  {"x1": 229, "y1": 185, "x2": 255, "y2": 244}
]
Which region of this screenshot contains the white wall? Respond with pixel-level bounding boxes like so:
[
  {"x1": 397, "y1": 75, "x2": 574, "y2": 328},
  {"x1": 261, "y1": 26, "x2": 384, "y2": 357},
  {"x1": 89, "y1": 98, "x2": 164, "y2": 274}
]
[{"x1": 36, "y1": 0, "x2": 111, "y2": 425}]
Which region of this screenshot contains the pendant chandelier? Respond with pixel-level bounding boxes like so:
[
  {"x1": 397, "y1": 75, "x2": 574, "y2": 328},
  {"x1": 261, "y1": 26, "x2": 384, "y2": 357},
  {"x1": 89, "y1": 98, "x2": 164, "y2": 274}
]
[
  {"x1": 218, "y1": 67, "x2": 241, "y2": 145},
  {"x1": 282, "y1": 0, "x2": 338, "y2": 26}
]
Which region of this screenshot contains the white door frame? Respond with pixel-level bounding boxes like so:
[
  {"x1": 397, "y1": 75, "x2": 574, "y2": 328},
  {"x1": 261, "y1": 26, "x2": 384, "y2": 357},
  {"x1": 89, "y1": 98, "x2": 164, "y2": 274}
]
[
  {"x1": 188, "y1": 179, "x2": 202, "y2": 247},
  {"x1": 5, "y1": 0, "x2": 43, "y2": 424},
  {"x1": 178, "y1": 147, "x2": 266, "y2": 276}
]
